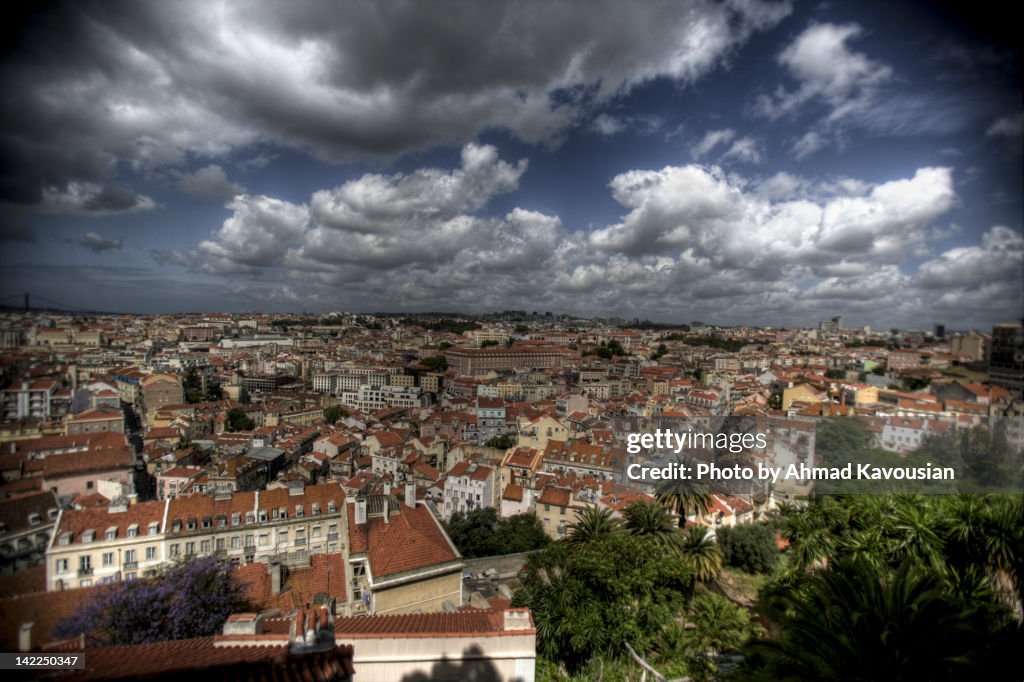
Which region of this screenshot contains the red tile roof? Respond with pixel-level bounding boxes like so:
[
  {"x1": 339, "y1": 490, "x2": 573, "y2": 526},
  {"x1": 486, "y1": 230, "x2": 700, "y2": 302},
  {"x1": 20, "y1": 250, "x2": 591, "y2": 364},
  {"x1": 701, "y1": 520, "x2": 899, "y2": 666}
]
[
  {"x1": 333, "y1": 608, "x2": 533, "y2": 637},
  {"x1": 347, "y1": 502, "x2": 460, "y2": 578},
  {"x1": 57, "y1": 499, "x2": 166, "y2": 544}
]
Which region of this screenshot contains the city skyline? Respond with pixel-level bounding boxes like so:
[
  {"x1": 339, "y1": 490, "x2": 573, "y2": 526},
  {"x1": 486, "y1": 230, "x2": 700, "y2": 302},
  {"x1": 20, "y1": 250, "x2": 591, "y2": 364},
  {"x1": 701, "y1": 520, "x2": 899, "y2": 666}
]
[{"x1": 0, "y1": 1, "x2": 1021, "y2": 329}]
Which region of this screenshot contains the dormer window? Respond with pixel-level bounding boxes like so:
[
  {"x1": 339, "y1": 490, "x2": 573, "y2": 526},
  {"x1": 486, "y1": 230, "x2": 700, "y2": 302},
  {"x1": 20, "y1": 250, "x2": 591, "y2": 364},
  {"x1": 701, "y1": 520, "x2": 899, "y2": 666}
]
[
  {"x1": 48, "y1": 509, "x2": 59, "y2": 520},
  {"x1": 258, "y1": 510, "x2": 268, "y2": 522},
  {"x1": 295, "y1": 505, "x2": 304, "y2": 517},
  {"x1": 312, "y1": 503, "x2": 320, "y2": 516},
  {"x1": 201, "y1": 516, "x2": 212, "y2": 529},
  {"x1": 171, "y1": 520, "x2": 182, "y2": 533},
  {"x1": 127, "y1": 525, "x2": 138, "y2": 538},
  {"x1": 82, "y1": 530, "x2": 95, "y2": 543},
  {"x1": 186, "y1": 518, "x2": 197, "y2": 531},
  {"x1": 245, "y1": 512, "x2": 255, "y2": 524},
  {"x1": 148, "y1": 522, "x2": 159, "y2": 535},
  {"x1": 327, "y1": 501, "x2": 336, "y2": 513},
  {"x1": 28, "y1": 513, "x2": 41, "y2": 526},
  {"x1": 105, "y1": 528, "x2": 117, "y2": 540},
  {"x1": 232, "y1": 512, "x2": 241, "y2": 526},
  {"x1": 216, "y1": 515, "x2": 227, "y2": 528},
  {"x1": 59, "y1": 532, "x2": 72, "y2": 545},
  {"x1": 272, "y1": 509, "x2": 279, "y2": 520}
]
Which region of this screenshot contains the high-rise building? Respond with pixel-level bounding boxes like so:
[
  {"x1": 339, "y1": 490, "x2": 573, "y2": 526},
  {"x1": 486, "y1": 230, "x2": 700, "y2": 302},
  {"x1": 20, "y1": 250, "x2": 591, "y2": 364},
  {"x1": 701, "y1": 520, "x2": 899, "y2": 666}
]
[{"x1": 989, "y1": 322, "x2": 1024, "y2": 396}]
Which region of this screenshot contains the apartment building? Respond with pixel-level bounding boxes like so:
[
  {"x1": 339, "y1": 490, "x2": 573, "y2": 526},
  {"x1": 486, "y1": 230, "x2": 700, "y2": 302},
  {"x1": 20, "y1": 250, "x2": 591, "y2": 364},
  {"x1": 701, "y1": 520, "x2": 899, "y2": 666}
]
[{"x1": 442, "y1": 462, "x2": 496, "y2": 519}]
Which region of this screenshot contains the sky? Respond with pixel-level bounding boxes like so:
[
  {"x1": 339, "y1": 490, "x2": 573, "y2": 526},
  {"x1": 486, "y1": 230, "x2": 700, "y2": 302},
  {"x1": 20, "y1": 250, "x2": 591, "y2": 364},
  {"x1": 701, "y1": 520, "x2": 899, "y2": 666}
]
[{"x1": 0, "y1": 0, "x2": 1021, "y2": 330}]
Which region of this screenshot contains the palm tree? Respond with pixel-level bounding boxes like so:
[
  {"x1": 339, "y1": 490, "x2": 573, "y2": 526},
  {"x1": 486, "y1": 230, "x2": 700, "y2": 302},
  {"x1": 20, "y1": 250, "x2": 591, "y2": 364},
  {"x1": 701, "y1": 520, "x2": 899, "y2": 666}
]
[
  {"x1": 750, "y1": 558, "x2": 1002, "y2": 679},
  {"x1": 656, "y1": 476, "x2": 712, "y2": 527},
  {"x1": 679, "y1": 524, "x2": 722, "y2": 583},
  {"x1": 623, "y1": 499, "x2": 680, "y2": 553},
  {"x1": 565, "y1": 506, "x2": 621, "y2": 546}
]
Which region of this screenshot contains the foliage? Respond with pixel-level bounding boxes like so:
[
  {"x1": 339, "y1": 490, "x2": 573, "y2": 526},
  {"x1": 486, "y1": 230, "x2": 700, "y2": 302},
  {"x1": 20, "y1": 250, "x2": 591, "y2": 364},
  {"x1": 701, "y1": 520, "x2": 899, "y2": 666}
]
[
  {"x1": 225, "y1": 407, "x2": 255, "y2": 431},
  {"x1": 514, "y1": 532, "x2": 694, "y2": 673},
  {"x1": 238, "y1": 386, "x2": 250, "y2": 405},
  {"x1": 323, "y1": 404, "x2": 348, "y2": 424},
  {"x1": 53, "y1": 556, "x2": 248, "y2": 646},
  {"x1": 716, "y1": 524, "x2": 779, "y2": 574},
  {"x1": 656, "y1": 476, "x2": 713, "y2": 526},
  {"x1": 651, "y1": 343, "x2": 668, "y2": 360},
  {"x1": 564, "y1": 506, "x2": 622, "y2": 546},
  {"x1": 480, "y1": 339, "x2": 500, "y2": 348},
  {"x1": 679, "y1": 525, "x2": 723, "y2": 583},
  {"x1": 444, "y1": 508, "x2": 550, "y2": 558},
  {"x1": 514, "y1": 324, "x2": 530, "y2": 334},
  {"x1": 747, "y1": 558, "x2": 1017, "y2": 680},
  {"x1": 679, "y1": 591, "x2": 762, "y2": 677},
  {"x1": 622, "y1": 499, "x2": 680, "y2": 553},
  {"x1": 401, "y1": 317, "x2": 481, "y2": 334},
  {"x1": 419, "y1": 355, "x2": 448, "y2": 372},
  {"x1": 825, "y1": 368, "x2": 845, "y2": 379},
  {"x1": 484, "y1": 433, "x2": 516, "y2": 449},
  {"x1": 438, "y1": 341, "x2": 452, "y2": 350}
]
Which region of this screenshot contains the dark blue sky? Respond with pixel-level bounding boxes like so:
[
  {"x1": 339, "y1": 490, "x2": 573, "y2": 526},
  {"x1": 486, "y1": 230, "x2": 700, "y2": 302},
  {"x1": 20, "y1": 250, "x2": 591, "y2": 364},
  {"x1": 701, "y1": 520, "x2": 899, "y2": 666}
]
[{"x1": 0, "y1": 0, "x2": 1020, "y2": 329}]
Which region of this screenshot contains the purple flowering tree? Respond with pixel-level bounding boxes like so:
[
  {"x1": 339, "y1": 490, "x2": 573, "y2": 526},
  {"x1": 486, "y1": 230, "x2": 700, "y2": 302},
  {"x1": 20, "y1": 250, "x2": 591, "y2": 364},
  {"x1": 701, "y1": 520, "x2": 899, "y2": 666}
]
[{"x1": 53, "y1": 556, "x2": 248, "y2": 646}]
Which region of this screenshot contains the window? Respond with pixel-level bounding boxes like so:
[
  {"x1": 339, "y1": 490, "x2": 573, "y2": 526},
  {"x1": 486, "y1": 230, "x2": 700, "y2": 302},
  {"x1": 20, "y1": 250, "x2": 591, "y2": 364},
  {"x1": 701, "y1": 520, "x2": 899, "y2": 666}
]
[
  {"x1": 258, "y1": 534, "x2": 269, "y2": 546},
  {"x1": 105, "y1": 528, "x2": 117, "y2": 540},
  {"x1": 327, "y1": 501, "x2": 336, "y2": 513},
  {"x1": 232, "y1": 513, "x2": 241, "y2": 526},
  {"x1": 86, "y1": 481, "x2": 94, "y2": 490},
  {"x1": 82, "y1": 530, "x2": 95, "y2": 543},
  {"x1": 125, "y1": 572, "x2": 137, "y2": 581},
  {"x1": 231, "y1": 536, "x2": 240, "y2": 549},
  {"x1": 312, "y1": 503, "x2": 320, "y2": 516},
  {"x1": 185, "y1": 542, "x2": 195, "y2": 556},
  {"x1": 295, "y1": 505, "x2": 304, "y2": 517},
  {"x1": 216, "y1": 515, "x2": 226, "y2": 529},
  {"x1": 272, "y1": 508, "x2": 279, "y2": 519},
  {"x1": 125, "y1": 549, "x2": 136, "y2": 563},
  {"x1": 245, "y1": 512, "x2": 254, "y2": 524},
  {"x1": 148, "y1": 523, "x2": 159, "y2": 535},
  {"x1": 186, "y1": 518, "x2": 197, "y2": 531},
  {"x1": 279, "y1": 530, "x2": 288, "y2": 544},
  {"x1": 102, "y1": 552, "x2": 114, "y2": 566},
  {"x1": 544, "y1": 504, "x2": 550, "y2": 512},
  {"x1": 80, "y1": 579, "x2": 92, "y2": 587},
  {"x1": 145, "y1": 546, "x2": 157, "y2": 560},
  {"x1": 59, "y1": 532, "x2": 72, "y2": 546},
  {"x1": 201, "y1": 517, "x2": 211, "y2": 529},
  {"x1": 79, "y1": 556, "x2": 91, "y2": 571},
  {"x1": 245, "y1": 535, "x2": 254, "y2": 547},
  {"x1": 28, "y1": 513, "x2": 41, "y2": 526},
  {"x1": 127, "y1": 525, "x2": 138, "y2": 538},
  {"x1": 258, "y1": 510, "x2": 268, "y2": 522},
  {"x1": 56, "y1": 558, "x2": 68, "y2": 573},
  {"x1": 216, "y1": 538, "x2": 225, "y2": 550},
  {"x1": 170, "y1": 544, "x2": 180, "y2": 558},
  {"x1": 560, "y1": 507, "x2": 566, "y2": 515},
  {"x1": 48, "y1": 508, "x2": 58, "y2": 520},
  {"x1": 200, "y1": 539, "x2": 211, "y2": 553},
  {"x1": 312, "y1": 526, "x2": 321, "y2": 538}
]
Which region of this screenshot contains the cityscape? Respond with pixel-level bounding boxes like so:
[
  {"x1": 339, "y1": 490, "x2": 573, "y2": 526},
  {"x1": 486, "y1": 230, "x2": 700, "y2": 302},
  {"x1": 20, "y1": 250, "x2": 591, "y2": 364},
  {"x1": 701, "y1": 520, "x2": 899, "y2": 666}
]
[{"x1": 1, "y1": 0, "x2": 1022, "y2": 681}]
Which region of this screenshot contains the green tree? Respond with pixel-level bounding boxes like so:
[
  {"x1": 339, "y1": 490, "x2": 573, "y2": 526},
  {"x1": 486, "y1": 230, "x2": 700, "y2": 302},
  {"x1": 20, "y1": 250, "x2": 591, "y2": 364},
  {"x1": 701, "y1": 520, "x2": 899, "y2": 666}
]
[
  {"x1": 484, "y1": 433, "x2": 516, "y2": 449},
  {"x1": 622, "y1": 499, "x2": 681, "y2": 554},
  {"x1": 656, "y1": 476, "x2": 713, "y2": 527},
  {"x1": 749, "y1": 559, "x2": 1015, "y2": 680},
  {"x1": 565, "y1": 506, "x2": 622, "y2": 546},
  {"x1": 480, "y1": 339, "x2": 500, "y2": 348},
  {"x1": 226, "y1": 407, "x2": 255, "y2": 432},
  {"x1": 323, "y1": 404, "x2": 348, "y2": 424},
  {"x1": 679, "y1": 525, "x2": 723, "y2": 583},
  {"x1": 717, "y1": 524, "x2": 779, "y2": 574},
  {"x1": 420, "y1": 355, "x2": 448, "y2": 372}
]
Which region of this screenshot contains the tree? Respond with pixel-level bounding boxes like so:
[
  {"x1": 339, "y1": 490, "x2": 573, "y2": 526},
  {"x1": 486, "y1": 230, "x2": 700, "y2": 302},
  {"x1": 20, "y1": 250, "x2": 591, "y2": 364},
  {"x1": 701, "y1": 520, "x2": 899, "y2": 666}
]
[
  {"x1": 420, "y1": 355, "x2": 448, "y2": 372},
  {"x1": 53, "y1": 556, "x2": 248, "y2": 646},
  {"x1": 716, "y1": 524, "x2": 779, "y2": 574},
  {"x1": 622, "y1": 499, "x2": 681, "y2": 554},
  {"x1": 679, "y1": 525, "x2": 723, "y2": 583},
  {"x1": 565, "y1": 506, "x2": 622, "y2": 546},
  {"x1": 480, "y1": 339, "x2": 500, "y2": 348},
  {"x1": 748, "y1": 559, "x2": 1015, "y2": 680},
  {"x1": 444, "y1": 509, "x2": 550, "y2": 558},
  {"x1": 825, "y1": 368, "x2": 846, "y2": 379},
  {"x1": 683, "y1": 591, "x2": 760, "y2": 676},
  {"x1": 238, "y1": 386, "x2": 251, "y2": 405},
  {"x1": 656, "y1": 476, "x2": 713, "y2": 527},
  {"x1": 484, "y1": 433, "x2": 516, "y2": 449},
  {"x1": 514, "y1": 532, "x2": 694, "y2": 673},
  {"x1": 323, "y1": 404, "x2": 348, "y2": 424},
  {"x1": 226, "y1": 407, "x2": 255, "y2": 432}
]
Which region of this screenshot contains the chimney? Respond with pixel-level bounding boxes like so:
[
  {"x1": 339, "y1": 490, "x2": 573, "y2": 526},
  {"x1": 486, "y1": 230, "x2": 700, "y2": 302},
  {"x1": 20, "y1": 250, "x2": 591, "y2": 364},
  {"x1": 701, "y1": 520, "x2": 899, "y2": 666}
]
[
  {"x1": 383, "y1": 482, "x2": 391, "y2": 496},
  {"x1": 19, "y1": 622, "x2": 32, "y2": 652},
  {"x1": 405, "y1": 483, "x2": 417, "y2": 508},
  {"x1": 502, "y1": 609, "x2": 531, "y2": 631},
  {"x1": 270, "y1": 562, "x2": 282, "y2": 595},
  {"x1": 355, "y1": 496, "x2": 367, "y2": 525}
]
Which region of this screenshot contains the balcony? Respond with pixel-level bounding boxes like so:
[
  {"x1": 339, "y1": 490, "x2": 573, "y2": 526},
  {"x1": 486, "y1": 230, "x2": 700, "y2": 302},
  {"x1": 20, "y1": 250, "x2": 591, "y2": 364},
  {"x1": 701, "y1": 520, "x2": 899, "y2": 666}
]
[
  {"x1": 123, "y1": 561, "x2": 138, "y2": 570},
  {"x1": 78, "y1": 567, "x2": 93, "y2": 577},
  {"x1": 327, "y1": 533, "x2": 339, "y2": 541},
  {"x1": 294, "y1": 538, "x2": 307, "y2": 546}
]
